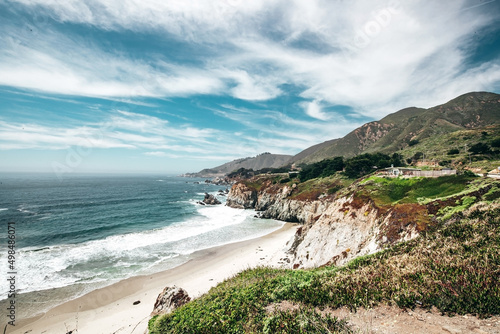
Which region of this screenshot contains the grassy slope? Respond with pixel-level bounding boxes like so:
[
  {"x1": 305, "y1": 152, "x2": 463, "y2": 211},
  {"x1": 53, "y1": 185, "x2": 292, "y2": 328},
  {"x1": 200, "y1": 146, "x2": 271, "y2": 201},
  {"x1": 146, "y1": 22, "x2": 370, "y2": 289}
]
[
  {"x1": 295, "y1": 92, "x2": 500, "y2": 165},
  {"x1": 398, "y1": 124, "x2": 500, "y2": 172},
  {"x1": 149, "y1": 176, "x2": 500, "y2": 333}
]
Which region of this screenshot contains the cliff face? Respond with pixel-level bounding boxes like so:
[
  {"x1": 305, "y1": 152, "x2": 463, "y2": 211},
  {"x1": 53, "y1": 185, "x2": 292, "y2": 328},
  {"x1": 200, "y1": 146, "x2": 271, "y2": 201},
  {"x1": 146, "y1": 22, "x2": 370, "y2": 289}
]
[
  {"x1": 227, "y1": 180, "x2": 422, "y2": 269},
  {"x1": 225, "y1": 182, "x2": 258, "y2": 209}
]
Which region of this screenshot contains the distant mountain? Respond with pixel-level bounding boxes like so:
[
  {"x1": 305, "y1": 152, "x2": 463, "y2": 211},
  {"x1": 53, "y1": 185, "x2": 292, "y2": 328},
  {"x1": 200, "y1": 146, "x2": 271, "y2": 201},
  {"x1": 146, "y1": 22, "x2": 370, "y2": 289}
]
[
  {"x1": 290, "y1": 92, "x2": 500, "y2": 165},
  {"x1": 187, "y1": 153, "x2": 293, "y2": 177}
]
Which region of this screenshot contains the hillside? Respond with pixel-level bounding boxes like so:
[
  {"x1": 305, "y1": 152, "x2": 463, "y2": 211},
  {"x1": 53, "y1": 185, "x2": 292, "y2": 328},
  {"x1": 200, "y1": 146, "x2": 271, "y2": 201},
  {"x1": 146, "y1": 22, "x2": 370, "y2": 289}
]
[
  {"x1": 292, "y1": 92, "x2": 500, "y2": 165},
  {"x1": 185, "y1": 153, "x2": 292, "y2": 177},
  {"x1": 149, "y1": 171, "x2": 500, "y2": 333},
  {"x1": 399, "y1": 123, "x2": 500, "y2": 173}
]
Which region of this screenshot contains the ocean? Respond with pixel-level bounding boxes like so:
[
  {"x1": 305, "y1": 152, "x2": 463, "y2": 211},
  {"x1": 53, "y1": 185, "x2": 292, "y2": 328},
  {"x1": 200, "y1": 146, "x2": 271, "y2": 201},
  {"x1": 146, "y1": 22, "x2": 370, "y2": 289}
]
[{"x1": 0, "y1": 173, "x2": 283, "y2": 317}]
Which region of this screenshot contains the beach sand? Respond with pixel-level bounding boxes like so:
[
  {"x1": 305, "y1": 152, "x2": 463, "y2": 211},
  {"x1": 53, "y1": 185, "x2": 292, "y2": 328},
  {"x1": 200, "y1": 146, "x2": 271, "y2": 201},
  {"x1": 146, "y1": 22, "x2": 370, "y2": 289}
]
[{"x1": 8, "y1": 223, "x2": 298, "y2": 334}]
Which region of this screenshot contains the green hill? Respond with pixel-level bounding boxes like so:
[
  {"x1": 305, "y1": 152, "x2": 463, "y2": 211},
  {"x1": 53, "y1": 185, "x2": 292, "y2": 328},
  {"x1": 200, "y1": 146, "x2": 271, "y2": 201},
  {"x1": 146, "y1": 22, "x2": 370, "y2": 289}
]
[
  {"x1": 149, "y1": 188, "x2": 500, "y2": 333},
  {"x1": 291, "y1": 92, "x2": 500, "y2": 165}
]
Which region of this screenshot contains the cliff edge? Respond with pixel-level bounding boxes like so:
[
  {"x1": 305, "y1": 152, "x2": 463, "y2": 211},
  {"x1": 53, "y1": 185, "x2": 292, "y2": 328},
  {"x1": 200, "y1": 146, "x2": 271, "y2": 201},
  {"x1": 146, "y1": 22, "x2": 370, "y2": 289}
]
[{"x1": 226, "y1": 173, "x2": 497, "y2": 269}]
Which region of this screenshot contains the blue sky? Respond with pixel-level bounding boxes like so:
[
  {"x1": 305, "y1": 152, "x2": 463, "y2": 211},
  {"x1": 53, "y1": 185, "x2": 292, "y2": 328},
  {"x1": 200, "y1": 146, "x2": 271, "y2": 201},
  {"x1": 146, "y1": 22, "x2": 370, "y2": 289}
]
[{"x1": 1, "y1": 0, "x2": 499, "y2": 175}]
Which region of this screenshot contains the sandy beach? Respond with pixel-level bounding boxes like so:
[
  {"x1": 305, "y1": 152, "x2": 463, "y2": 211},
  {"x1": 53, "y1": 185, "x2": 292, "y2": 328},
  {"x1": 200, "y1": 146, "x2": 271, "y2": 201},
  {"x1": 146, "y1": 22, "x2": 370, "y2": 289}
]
[{"x1": 7, "y1": 223, "x2": 298, "y2": 334}]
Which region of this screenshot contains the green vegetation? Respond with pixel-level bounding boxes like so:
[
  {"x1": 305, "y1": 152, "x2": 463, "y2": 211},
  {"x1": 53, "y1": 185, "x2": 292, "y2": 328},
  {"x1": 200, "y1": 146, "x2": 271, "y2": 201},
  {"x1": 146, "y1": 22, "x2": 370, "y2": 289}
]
[
  {"x1": 149, "y1": 203, "x2": 500, "y2": 333},
  {"x1": 359, "y1": 174, "x2": 477, "y2": 206},
  {"x1": 484, "y1": 184, "x2": 500, "y2": 201},
  {"x1": 437, "y1": 196, "x2": 477, "y2": 220},
  {"x1": 227, "y1": 166, "x2": 291, "y2": 179},
  {"x1": 262, "y1": 308, "x2": 354, "y2": 334},
  {"x1": 399, "y1": 124, "x2": 500, "y2": 172},
  {"x1": 289, "y1": 175, "x2": 351, "y2": 201},
  {"x1": 469, "y1": 142, "x2": 491, "y2": 155},
  {"x1": 299, "y1": 157, "x2": 344, "y2": 181},
  {"x1": 299, "y1": 153, "x2": 404, "y2": 181},
  {"x1": 408, "y1": 139, "x2": 419, "y2": 146},
  {"x1": 492, "y1": 138, "x2": 500, "y2": 148},
  {"x1": 295, "y1": 92, "x2": 500, "y2": 165},
  {"x1": 343, "y1": 153, "x2": 403, "y2": 179}
]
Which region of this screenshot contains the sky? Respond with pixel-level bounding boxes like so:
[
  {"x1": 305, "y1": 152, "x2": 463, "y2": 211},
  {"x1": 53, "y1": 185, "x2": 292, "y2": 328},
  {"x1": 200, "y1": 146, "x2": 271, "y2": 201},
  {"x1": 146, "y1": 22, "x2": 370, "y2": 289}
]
[{"x1": 1, "y1": 0, "x2": 500, "y2": 175}]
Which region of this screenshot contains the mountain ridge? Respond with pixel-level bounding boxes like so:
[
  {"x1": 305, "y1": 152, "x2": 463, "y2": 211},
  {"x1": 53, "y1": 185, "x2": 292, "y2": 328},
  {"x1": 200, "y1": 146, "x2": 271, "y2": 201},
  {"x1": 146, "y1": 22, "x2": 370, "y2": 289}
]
[
  {"x1": 185, "y1": 152, "x2": 292, "y2": 177},
  {"x1": 291, "y1": 91, "x2": 500, "y2": 165}
]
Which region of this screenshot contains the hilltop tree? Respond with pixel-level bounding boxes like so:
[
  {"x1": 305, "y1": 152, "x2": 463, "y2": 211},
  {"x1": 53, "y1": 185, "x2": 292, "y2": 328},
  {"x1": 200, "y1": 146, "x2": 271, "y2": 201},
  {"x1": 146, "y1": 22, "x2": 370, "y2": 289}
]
[
  {"x1": 343, "y1": 153, "x2": 404, "y2": 179},
  {"x1": 299, "y1": 157, "x2": 344, "y2": 181},
  {"x1": 412, "y1": 152, "x2": 424, "y2": 160},
  {"x1": 469, "y1": 142, "x2": 490, "y2": 155},
  {"x1": 491, "y1": 138, "x2": 500, "y2": 148}
]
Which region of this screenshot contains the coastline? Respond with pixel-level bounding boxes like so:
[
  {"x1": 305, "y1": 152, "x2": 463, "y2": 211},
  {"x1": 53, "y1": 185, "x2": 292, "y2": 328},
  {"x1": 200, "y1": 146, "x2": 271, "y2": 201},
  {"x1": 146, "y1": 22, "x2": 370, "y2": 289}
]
[{"x1": 8, "y1": 222, "x2": 298, "y2": 334}]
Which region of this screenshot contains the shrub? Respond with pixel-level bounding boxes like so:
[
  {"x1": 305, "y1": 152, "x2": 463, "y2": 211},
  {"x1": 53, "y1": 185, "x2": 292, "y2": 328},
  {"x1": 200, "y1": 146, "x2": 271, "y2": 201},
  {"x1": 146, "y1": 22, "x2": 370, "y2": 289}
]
[
  {"x1": 491, "y1": 138, "x2": 500, "y2": 148},
  {"x1": 447, "y1": 148, "x2": 459, "y2": 155},
  {"x1": 412, "y1": 152, "x2": 424, "y2": 160},
  {"x1": 408, "y1": 139, "x2": 419, "y2": 146},
  {"x1": 469, "y1": 142, "x2": 490, "y2": 155},
  {"x1": 327, "y1": 185, "x2": 343, "y2": 194},
  {"x1": 299, "y1": 157, "x2": 344, "y2": 181},
  {"x1": 263, "y1": 308, "x2": 353, "y2": 334},
  {"x1": 343, "y1": 153, "x2": 404, "y2": 179}
]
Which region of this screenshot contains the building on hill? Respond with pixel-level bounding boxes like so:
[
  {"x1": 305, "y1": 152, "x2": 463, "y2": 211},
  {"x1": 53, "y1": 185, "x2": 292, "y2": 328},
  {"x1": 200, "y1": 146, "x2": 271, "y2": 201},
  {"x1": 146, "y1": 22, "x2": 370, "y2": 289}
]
[
  {"x1": 415, "y1": 160, "x2": 439, "y2": 168},
  {"x1": 382, "y1": 166, "x2": 421, "y2": 177},
  {"x1": 380, "y1": 166, "x2": 456, "y2": 178},
  {"x1": 487, "y1": 167, "x2": 500, "y2": 179}
]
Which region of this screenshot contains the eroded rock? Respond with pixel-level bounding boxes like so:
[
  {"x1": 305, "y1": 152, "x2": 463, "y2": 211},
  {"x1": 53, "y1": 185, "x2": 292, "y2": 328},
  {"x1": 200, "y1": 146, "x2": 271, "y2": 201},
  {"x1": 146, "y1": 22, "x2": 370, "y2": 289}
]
[
  {"x1": 151, "y1": 286, "x2": 191, "y2": 316},
  {"x1": 198, "y1": 193, "x2": 221, "y2": 205}
]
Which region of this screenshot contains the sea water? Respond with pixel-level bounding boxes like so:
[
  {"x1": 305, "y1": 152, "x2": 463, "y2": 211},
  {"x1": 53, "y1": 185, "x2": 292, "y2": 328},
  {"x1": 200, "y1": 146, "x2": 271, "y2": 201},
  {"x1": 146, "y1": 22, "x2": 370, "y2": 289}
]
[{"x1": 0, "y1": 173, "x2": 283, "y2": 317}]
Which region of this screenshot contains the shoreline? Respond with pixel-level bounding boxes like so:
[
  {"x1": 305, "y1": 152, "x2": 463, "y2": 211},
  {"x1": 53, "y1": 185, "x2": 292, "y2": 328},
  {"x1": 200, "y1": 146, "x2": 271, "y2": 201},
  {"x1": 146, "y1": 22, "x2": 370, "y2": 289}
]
[{"x1": 7, "y1": 222, "x2": 298, "y2": 334}]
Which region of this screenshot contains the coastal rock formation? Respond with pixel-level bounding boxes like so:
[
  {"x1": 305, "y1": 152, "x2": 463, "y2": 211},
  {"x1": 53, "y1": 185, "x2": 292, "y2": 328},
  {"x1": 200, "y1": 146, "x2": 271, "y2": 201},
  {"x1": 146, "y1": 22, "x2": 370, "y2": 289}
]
[
  {"x1": 225, "y1": 182, "x2": 257, "y2": 209},
  {"x1": 199, "y1": 193, "x2": 221, "y2": 205},
  {"x1": 151, "y1": 286, "x2": 191, "y2": 316},
  {"x1": 226, "y1": 179, "x2": 423, "y2": 269}
]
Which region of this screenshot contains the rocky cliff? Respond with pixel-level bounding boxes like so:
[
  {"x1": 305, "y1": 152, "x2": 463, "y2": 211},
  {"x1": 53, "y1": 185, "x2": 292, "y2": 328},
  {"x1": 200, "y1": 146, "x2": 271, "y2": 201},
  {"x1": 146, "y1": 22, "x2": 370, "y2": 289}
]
[{"x1": 227, "y1": 177, "x2": 425, "y2": 269}]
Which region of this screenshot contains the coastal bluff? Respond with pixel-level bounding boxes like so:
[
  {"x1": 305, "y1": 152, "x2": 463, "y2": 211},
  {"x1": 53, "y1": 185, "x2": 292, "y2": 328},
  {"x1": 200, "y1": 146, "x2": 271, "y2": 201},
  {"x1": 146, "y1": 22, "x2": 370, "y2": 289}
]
[{"x1": 226, "y1": 177, "x2": 426, "y2": 269}]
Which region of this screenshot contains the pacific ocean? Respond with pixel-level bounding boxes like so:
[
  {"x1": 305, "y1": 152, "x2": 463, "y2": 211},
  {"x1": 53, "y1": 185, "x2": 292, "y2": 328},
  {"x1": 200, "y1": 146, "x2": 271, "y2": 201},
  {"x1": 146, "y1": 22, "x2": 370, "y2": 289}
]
[{"x1": 0, "y1": 173, "x2": 283, "y2": 318}]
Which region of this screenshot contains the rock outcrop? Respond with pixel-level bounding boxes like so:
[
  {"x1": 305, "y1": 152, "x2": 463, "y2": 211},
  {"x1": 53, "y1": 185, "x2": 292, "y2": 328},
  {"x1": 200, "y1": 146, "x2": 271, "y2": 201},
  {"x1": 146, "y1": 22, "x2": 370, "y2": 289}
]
[
  {"x1": 226, "y1": 179, "x2": 424, "y2": 269},
  {"x1": 198, "y1": 193, "x2": 221, "y2": 205},
  {"x1": 225, "y1": 183, "x2": 258, "y2": 209},
  {"x1": 151, "y1": 286, "x2": 191, "y2": 316}
]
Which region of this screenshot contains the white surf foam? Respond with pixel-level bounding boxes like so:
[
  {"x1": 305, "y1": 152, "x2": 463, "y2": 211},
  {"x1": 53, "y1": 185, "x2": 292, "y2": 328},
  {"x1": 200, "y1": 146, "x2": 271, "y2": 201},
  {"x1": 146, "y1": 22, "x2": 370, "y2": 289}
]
[{"x1": 3, "y1": 204, "x2": 275, "y2": 294}]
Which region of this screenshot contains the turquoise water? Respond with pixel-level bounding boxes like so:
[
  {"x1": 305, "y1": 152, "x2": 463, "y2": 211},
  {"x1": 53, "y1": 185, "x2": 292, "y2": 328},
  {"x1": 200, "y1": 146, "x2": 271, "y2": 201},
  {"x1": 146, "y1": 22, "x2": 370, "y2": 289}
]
[{"x1": 0, "y1": 173, "x2": 283, "y2": 297}]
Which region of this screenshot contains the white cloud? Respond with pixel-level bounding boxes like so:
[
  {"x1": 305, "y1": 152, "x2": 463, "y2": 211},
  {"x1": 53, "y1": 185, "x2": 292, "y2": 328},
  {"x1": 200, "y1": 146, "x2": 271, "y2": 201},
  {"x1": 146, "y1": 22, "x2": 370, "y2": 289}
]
[
  {"x1": 10, "y1": 0, "x2": 271, "y2": 40},
  {"x1": 1, "y1": 0, "x2": 499, "y2": 117},
  {"x1": 302, "y1": 100, "x2": 330, "y2": 120},
  {"x1": 0, "y1": 121, "x2": 134, "y2": 150},
  {"x1": 208, "y1": 104, "x2": 362, "y2": 154},
  {"x1": 144, "y1": 151, "x2": 169, "y2": 157},
  {"x1": 0, "y1": 110, "x2": 292, "y2": 160}
]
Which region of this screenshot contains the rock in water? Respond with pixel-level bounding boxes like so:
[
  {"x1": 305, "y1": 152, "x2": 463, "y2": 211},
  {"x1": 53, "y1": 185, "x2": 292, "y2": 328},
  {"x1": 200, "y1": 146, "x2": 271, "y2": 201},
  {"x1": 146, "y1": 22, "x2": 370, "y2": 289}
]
[
  {"x1": 151, "y1": 286, "x2": 191, "y2": 316},
  {"x1": 202, "y1": 192, "x2": 221, "y2": 205}
]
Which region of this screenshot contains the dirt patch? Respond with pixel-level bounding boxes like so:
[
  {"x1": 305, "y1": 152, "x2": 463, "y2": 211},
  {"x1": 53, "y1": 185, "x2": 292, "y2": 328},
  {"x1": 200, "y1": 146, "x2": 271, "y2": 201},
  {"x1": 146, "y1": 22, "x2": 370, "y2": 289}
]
[
  {"x1": 328, "y1": 305, "x2": 500, "y2": 334},
  {"x1": 265, "y1": 302, "x2": 500, "y2": 333}
]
